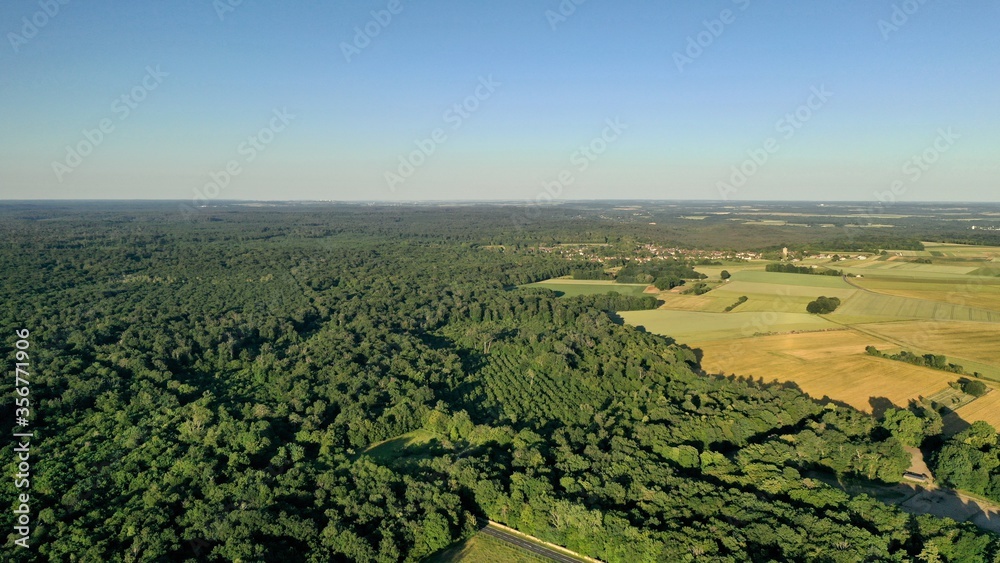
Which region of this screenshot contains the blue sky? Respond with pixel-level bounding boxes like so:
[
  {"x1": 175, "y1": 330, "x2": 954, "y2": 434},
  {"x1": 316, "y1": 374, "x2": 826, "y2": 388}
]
[{"x1": 1, "y1": 0, "x2": 997, "y2": 202}]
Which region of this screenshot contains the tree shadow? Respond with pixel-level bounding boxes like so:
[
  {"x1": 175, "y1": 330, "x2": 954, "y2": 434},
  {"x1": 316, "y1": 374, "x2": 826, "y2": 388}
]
[{"x1": 868, "y1": 396, "x2": 896, "y2": 420}]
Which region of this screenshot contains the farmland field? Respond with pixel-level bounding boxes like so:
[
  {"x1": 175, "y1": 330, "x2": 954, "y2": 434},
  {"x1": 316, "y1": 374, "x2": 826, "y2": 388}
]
[
  {"x1": 852, "y1": 278, "x2": 1000, "y2": 312},
  {"x1": 841, "y1": 262, "x2": 981, "y2": 275},
  {"x1": 730, "y1": 270, "x2": 856, "y2": 289},
  {"x1": 852, "y1": 321, "x2": 1000, "y2": 380},
  {"x1": 943, "y1": 390, "x2": 1000, "y2": 433},
  {"x1": 693, "y1": 331, "x2": 959, "y2": 413},
  {"x1": 921, "y1": 242, "x2": 1000, "y2": 259},
  {"x1": 630, "y1": 250, "x2": 1000, "y2": 431},
  {"x1": 619, "y1": 309, "x2": 839, "y2": 341},
  {"x1": 833, "y1": 291, "x2": 1000, "y2": 322},
  {"x1": 694, "y1": 261, "x2": 764, "y2": 279},
  {"x1": 653, "y1": 293, "x2": 733, "y2": 312},
  {"x1": 523, "y1": 278, "x2": 650, "y2": 297}
]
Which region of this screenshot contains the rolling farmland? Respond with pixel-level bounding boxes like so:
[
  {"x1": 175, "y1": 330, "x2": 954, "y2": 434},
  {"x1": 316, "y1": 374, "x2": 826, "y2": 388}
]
[
  {"x1": 624, "y1": 253, "x2": 1000, "y2": 432},
  {"x1": 943, "y1": 390, "x2": 1000, "y2": 433},
  {"x1": 619, "y1": 309, "x2": 839, "y2": 341},
  {"x1": 694, "y1": 331, "x2": 958, "y2": 412},
  {"x1": 852, "y1": 278, "x2": 1000, "y2": 311},
  {"x1": 833, "y1": 291, "x2": 1000, "y2": 322}
]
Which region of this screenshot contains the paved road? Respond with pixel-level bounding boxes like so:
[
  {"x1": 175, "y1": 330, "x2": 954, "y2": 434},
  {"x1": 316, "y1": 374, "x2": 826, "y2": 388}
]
[{"x1": 481, "y1": 524, "x2": 585, "y2": 563}]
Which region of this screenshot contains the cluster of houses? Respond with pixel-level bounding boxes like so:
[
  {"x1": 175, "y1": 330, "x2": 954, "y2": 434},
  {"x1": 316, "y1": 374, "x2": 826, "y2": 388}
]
[{"x1": 636, "y1": 244, "x2": 761, "y2": 261}]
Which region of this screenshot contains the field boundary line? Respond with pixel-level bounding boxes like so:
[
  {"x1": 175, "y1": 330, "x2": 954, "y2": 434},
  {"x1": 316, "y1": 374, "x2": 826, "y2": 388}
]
[{"x1": 485, "y1": 521, "x2": 601, "y2": 563}]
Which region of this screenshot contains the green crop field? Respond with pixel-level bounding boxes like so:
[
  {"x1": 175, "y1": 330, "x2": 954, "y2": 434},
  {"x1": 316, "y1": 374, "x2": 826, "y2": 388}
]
[
  {"x1": 619, "y1": 309, "x2": 839, "y2": 341},
  {"x1": 833, "y1": 291, "x2": 1000, "y2": 322},
  {"x1": 730, "y1": 270, "x2": 856, "y2": 289},
  {"x1": 694, "y1": 261, "x2": 764, "y2": 279},
  {"x1": 523, "y1": 278, "x2": 651, "y2": 297},
  {"x1": 716, "y1": 280, "x2": 857, "y2": 299},
  {"x1": 852, "y1": 278, "x2": 1000, "y2": 312},
  {"x1": 844, "y1": 262, "x2": 980, "y2": 275}
]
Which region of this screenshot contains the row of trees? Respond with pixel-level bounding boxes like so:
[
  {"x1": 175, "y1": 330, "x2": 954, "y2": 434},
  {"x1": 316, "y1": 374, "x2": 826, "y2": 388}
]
[
  {"x1": 866, "y1": 346, "x2": 976, "y2": 377},
  {"x1": 767, "y1": 263, "x2": 843, "y2": 276}
]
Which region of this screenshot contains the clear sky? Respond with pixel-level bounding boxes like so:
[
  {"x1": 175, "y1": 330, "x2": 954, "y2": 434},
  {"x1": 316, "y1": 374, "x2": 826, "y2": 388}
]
[{"x1": 1, "y1": 0, "x2": 997, "y2": 202}]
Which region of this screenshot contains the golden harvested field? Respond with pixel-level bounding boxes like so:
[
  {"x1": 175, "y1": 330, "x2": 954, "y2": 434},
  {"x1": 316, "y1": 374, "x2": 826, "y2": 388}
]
[
  {"x1": 693, "y1": 330, "x2": 957, "y2": 412},
  {"x1": 854, "y1": 321, "x2": 1000, "y2": 366},
  {"x1": 619, "y1": 245, "x2": 1000, "y2": 430},
  {"x1": 944, "y1": 390, "x2": 1000, "y2": 433},
  {"x1": 654, "y1": 293, "x2": 731, "y2": 312}
]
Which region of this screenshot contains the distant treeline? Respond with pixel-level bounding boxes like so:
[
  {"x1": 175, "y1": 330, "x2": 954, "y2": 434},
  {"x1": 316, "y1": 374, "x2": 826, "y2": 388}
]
[{"x1": 766, "y1": 263, "x2": 843, "y2": 276}]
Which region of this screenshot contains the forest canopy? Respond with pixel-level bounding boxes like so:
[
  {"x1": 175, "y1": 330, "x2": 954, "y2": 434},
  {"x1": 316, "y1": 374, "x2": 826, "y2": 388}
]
[{"x1": 0, "y1": 202, "x2": 997, "y2": 562}]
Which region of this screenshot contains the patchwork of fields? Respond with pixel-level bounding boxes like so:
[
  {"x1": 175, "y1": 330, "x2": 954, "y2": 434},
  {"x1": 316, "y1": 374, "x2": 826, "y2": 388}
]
[
  {"x1": 694, "y1": 331, "x2": 957, "y2": 412},
  {"x1": 616, "y1": 248, "x2": 1000, "y2": 432}
]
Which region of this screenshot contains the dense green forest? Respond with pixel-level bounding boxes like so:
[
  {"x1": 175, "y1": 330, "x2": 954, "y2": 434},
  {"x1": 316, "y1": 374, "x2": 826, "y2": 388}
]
[{"x1": 1, "y1": 203, "x2": 998, "y2": 561}]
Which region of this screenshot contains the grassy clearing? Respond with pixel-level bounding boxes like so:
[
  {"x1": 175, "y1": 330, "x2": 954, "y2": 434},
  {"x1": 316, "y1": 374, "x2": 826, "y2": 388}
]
[
  {"x1": 835, "y1": 292, "x2": 1000, "y2": 322},
  {"x1": 619, "y1": 310, "x2": 838, "y2": 342},
  {"x1": 693, "y1": 331, "x2": 958, "y2": 413},
  {"x1": 429, "y1": 534, "x2": 545, "y2": 563},
  {"x1": 523, "y1": 278, "x2": 650, "y2": 297},
  {"x1": 362, "y1": 429, "x2": 439, "y2": 465}
]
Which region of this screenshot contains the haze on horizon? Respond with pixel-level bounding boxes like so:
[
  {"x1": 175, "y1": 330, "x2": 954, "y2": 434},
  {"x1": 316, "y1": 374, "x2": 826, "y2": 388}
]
[{"x1": 1, "y1": 1, "x2": 998, "y2": 203}]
